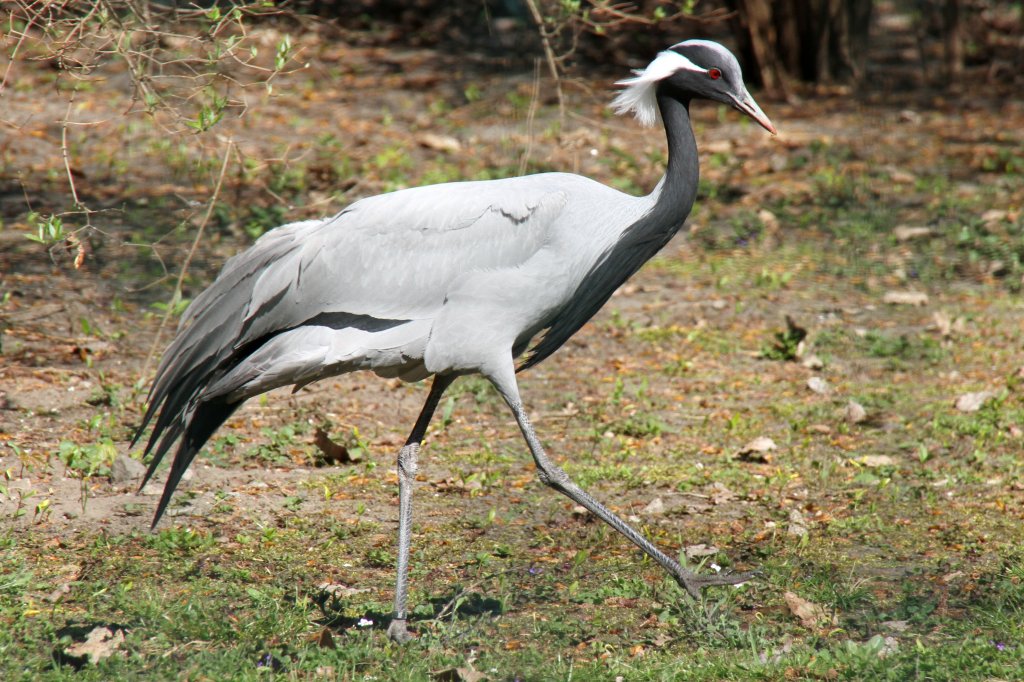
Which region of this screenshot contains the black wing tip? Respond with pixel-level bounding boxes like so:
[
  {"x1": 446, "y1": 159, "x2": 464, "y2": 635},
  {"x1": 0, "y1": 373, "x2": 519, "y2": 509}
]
[{"x1": 141, "y1": 397, "x2": 241, "y2": 529}]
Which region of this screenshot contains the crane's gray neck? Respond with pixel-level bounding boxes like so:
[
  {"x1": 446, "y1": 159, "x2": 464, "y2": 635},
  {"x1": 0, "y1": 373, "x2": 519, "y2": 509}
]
[
  {"x1": 518, "y1": 91, "x2": 700, "y2": 371},
  {"x1": 648, "y1": 91, "x2": 699, "y2": 224}
]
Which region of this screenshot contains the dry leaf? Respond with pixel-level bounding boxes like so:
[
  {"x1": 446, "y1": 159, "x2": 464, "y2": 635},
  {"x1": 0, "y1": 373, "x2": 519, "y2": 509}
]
[
  {"x1": 883, "y1": 290, "x2": 929, "y2": 306},
  {"x1": 313, "y1": 428, "x2": 354, "y2": 465},
  {"x1": 317, "y1": 582, "x2": 369, "y2": 598},
  {"x1": 954, "y1": 391, "x2": 997, "y2": 413},
  {"x1": 736, "y1": 436, "x2": 776, "y2": 462},
  {"x1": 858, "y1": 455, "x2": 895, "y2": 467},
  {"x1": 685, "y1": 543, "x2": 719, "y2": 560},
  {"x1": 45, "y1": 583, "x2": 72, "y2": 603},
  {"x1": 893, "y1": 225, "x2": 932, "y2": 242},
  {"x1": 310, "y1": 627, "x2": 336, "y2": 649},
  {"x1": 801, "y1": 354, "x2": 824, "y2": 370},
  {"x1": 64, "y1": 626, "x2": 125, "y2": 665},
  {"x1": 419, "y1": 133, "x2": 462, "y2": 153},
  {"x1": 784, "y1": 591, "x2": 835, "y2": 629},
  {"x1": 882, "y1": 620, "x2": 910, "y2": 632}
]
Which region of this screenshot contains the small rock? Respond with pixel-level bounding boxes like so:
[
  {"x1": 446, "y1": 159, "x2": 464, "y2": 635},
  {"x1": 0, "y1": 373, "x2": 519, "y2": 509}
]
[
  {"x1": 109, "y1": 454, "x2": 146, "y2": 484},
  {"x1": 140, "y1": 483, "x2": 162, "y2": 496},
  {"x1": 708, "y1": 482, "x2": 737, "y2": 505},
  {"x1": 642, "y1": 497, "x2": 665, "y2": 515},
  {"x1": 878, "y1": 635, "x2": 900, "y2": 658},
  {"x1": 883, "y1": 290, "x2": 929, "y2": 306},
  {"x1": 807, "y1": 376, "x2": 830, "y2": 395},
  {"x1": 787, "y1": 509, "x2": 809, "y2": 537},
  {"x1": 954, "y1": 391, "x2": 998, "y2": 413},
  {"x1": 845, "y1": 401, "x2": 868, "y2": 424}
]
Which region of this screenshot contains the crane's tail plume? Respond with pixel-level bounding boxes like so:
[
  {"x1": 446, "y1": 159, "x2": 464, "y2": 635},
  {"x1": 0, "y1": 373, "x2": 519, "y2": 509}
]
[{"x1": 142, "y1": 397, "x2": 240, "y2": 528}]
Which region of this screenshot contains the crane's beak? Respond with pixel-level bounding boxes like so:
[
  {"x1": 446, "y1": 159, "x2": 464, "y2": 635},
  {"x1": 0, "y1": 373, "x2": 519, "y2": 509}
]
[{"x1": 732, "y1": 88, "x2": 776, "y2": 135}]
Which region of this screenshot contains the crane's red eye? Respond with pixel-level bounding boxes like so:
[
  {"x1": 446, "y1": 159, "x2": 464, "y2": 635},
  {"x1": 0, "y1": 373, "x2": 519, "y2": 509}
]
[{"x1": 708, "y1": 68, "x2": 721, "y2": 80}]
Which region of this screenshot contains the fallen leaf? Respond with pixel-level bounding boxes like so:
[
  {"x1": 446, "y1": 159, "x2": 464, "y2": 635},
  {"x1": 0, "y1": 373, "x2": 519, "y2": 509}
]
[
  {"x1": 314, "y1": 428, "x2": 355, "y2": 465},
  {"x1": 317, "y1": 582, "x2": 369, "y2": 598},
  {"x1": 419, "y1": 133, "x2": 462, "y2": 153},
  {"x1": 858, "y1": 455, "x2": 895, "y2": 467},
  {"x1": 685, "y1": 543, "x2": 719, "y2": 560},
  {"x1": 883, "y1": 290, "x2": 929, "y2": 306},
  {"x1": 784, "y1": 591, "x2": 835, "y2": 629},
  {"x1": 64, "y1": 626, "x2": 125, "y2": 665},
  {"x1": 882, "y1": 620, "x2": 910, "y2": 632},
  {"x1": 954, "y1": 391, "x2": 997, "y2": 413},
  {"x1": 893, "y1": 225, "x2": 932, "y2": 242},
  {"x1": 310, "y1": 627, "x2": 335, "y2": 649},
  {"x1": 736, "y1": 436, "x2": 776, "y2": 462},
  {"x1": 758, "y1": 209, "x2": 779, "y2": 232},
  {"x1": 45, "y1": 583, "x2": 72, "y2": 603},
  {"x1": 942, "y1": 570, "x2": 965, "y2": 584},
  {"x1": 801, "y1": 354, "x2": 824, "y2": 370},
  {"x1": 980, "y1": 209, "x2": 1008, "y2": 225}
]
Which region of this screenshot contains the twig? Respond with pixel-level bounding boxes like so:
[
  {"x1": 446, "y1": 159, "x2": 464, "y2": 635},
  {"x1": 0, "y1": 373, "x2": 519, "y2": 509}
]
[
  {"x1": 59, "y1": 90, "x2": 85, "y2": 212},
  {"x1": 518, "y1": 59, "x2": 543, "y2": 177},
  {"x1": 523, "y1": 0, "x2": 565, "y2": 121},
  {"x1": 142, "y1": 139, "x2": 236, "y2": 379}
]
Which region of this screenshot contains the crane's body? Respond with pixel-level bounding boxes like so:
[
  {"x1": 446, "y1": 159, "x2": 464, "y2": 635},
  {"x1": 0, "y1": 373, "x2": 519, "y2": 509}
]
[{"x1": 134, "y1": 39, "x2": 776, "y2": 642}]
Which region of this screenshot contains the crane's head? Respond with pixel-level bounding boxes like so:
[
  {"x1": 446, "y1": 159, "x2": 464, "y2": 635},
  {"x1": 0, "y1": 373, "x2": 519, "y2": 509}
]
[{"x1": 612, "y1": 39, "x2": 776, "y2": 135}]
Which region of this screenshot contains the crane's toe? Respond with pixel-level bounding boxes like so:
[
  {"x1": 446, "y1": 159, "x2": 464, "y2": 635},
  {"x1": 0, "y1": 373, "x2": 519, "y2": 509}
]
[
  {"x1": 386, "y1": 618, "x2": 414, "y2": 644},
  {"x1": 677, "y1": 567, "x2": 761, "y2": 599}
]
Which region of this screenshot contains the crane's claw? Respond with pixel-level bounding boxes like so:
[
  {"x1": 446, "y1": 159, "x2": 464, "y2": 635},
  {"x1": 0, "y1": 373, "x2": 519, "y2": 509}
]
[
  {"x1": 678, "y1": 568, "x2": 761, "y2": 599},
  {"x1": 386, "y1": 618, "x2": 414, "y2": 644}
]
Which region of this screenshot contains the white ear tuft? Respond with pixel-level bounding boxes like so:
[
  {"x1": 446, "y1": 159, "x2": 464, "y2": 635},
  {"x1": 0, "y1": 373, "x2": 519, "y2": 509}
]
[{"x1": 611, "y1": 50, "x2": 704, "y2": 127}]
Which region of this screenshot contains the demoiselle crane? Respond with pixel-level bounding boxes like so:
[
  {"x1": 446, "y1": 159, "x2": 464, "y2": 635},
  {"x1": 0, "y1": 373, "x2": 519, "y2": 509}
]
[{"x1": 134, "y1": 39, "x2": 776, "y2": 642}]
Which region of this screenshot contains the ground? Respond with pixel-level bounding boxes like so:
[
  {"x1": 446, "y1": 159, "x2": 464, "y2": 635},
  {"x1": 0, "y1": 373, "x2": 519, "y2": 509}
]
[{"x1": 2, "y1": 16, "x2": 1024, "y2": 682}]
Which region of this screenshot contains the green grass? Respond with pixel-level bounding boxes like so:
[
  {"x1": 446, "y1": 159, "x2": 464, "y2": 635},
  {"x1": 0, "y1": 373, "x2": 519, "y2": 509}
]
[{"x1": 5, "y1": 28, "x2": 1024, "y2": 681}]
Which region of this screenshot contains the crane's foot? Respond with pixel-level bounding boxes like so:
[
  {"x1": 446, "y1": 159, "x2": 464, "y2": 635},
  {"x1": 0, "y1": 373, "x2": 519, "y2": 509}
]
[
  {"x1": 677, "y1": 567, "x2": 760, "y2": 599},
  {"x1": 386, "y1": 617, "x2": 414, "y2": 644}
]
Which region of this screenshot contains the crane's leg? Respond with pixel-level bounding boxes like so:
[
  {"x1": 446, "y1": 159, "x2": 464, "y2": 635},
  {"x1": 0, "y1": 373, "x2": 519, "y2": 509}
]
[
  {"x1": 486, "y1": 364, "x2": 756, "y2": 598},
  {"x1": 387, "y1": 374, "x2": 454, "y2": 644}
]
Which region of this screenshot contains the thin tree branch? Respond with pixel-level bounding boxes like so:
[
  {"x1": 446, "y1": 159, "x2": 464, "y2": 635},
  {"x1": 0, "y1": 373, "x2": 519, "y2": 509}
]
[{"x1": 142, "y1": 139, "x2": 236, "y2": 379}]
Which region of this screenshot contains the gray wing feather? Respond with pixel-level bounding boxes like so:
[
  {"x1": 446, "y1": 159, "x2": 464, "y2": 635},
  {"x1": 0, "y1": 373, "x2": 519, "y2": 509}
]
[{"x1": 137, "y1": 179, "x2": 569, "y2": 450}]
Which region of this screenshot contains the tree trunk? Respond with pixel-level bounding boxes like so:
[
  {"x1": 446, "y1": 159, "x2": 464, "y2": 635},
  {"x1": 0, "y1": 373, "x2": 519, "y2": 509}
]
[{"x1": 727, "y1": 0, "x2": 873, "y2": 92}]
